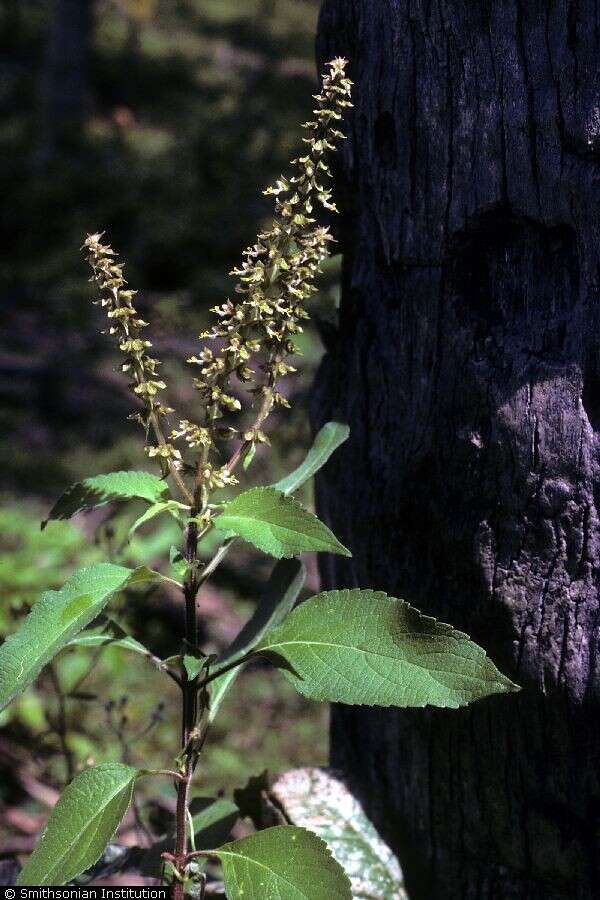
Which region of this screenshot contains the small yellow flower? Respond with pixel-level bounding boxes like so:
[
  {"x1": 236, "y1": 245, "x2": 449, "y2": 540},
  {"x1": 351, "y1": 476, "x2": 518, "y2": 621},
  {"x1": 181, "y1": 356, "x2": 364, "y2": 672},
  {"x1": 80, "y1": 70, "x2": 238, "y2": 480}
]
[{"x1": 83, "y1": 59, "x2": 352, "y2": 501}]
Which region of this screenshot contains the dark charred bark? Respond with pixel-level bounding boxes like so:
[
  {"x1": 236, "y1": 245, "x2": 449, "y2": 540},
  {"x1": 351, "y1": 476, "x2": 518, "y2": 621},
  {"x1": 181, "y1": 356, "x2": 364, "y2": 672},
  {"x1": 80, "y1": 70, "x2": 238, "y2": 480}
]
[{"x1": 313, "y1": 2, "x2": 600, "y2": 898}]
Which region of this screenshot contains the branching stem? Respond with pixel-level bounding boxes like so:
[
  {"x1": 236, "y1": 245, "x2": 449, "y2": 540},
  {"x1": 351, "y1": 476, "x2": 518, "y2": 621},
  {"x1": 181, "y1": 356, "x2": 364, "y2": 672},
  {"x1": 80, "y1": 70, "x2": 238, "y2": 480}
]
[
  {"x1": 171, "y1": 504, "x2": 205, "y2": 899},
  {"x1": 148, "y1": 411, "x2": 194, "y2": 505}
]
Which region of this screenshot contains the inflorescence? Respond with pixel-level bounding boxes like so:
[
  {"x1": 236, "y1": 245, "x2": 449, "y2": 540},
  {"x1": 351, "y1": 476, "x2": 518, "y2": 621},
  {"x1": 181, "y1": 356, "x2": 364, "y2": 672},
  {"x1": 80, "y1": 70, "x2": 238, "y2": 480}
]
[{"x1": 83, "y1": 58, "x2": 352, "y2": 514}]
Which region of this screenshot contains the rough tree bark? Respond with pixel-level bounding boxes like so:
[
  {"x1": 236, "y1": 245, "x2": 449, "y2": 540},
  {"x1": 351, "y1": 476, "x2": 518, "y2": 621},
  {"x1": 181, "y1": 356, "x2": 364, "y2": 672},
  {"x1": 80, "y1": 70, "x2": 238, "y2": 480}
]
[{"x1": 313, "y1": 2, "x2": 600, "y2": 898}]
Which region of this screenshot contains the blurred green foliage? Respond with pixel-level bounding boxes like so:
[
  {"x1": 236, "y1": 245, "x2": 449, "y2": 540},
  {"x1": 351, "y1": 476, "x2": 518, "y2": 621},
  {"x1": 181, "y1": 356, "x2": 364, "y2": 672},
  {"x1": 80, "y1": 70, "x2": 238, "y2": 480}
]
[{"x1": 0, "y1": 499, "x2": 327, "y2": 851}]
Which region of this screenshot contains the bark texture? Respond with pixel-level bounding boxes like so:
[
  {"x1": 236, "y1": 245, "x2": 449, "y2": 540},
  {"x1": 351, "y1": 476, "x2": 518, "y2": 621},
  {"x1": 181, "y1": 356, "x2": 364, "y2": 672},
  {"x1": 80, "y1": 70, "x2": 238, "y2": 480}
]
[{"x1": 313, "y1": 2, "x2": 600, "y2": 898}]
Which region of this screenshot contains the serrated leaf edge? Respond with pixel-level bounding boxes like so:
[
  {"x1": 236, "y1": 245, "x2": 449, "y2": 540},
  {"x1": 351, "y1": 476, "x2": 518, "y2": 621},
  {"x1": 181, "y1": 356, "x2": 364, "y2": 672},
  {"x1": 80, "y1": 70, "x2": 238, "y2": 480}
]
[
  {"x1": 43, "y1": 470, "x2": 169, "y2": 528},
  {"x1": 253, "y1": 590, "x2": 520, "y2": 709},
  {"x1": 215, "y1": 825, "x2": 352, "y2": 900},
  {"x1": 215, "y1": 487, "x2": 351, "y2": 559}
]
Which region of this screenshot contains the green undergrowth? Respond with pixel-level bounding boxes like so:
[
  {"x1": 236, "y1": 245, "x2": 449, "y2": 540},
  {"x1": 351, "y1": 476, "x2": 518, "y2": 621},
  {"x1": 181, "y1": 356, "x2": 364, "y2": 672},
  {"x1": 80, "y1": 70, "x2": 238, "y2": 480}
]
[{"x1": 0, "y1": 499, "x2": 326, "y2": 842}]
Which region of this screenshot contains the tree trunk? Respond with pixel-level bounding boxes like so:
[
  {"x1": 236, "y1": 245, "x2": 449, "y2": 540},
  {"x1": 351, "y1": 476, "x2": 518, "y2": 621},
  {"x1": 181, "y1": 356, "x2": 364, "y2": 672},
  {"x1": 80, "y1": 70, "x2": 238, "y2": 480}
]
[{"x1": 313, "y1": 2, "x2": 600, "y2": 898}]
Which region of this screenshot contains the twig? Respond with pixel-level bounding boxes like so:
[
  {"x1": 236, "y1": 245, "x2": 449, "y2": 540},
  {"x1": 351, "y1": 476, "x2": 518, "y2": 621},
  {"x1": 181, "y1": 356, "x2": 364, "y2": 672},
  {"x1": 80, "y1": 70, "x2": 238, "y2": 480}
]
[
  {"x1": 47, "y1": 664, "x2": 75, "y2": 783},
  {"x1": 68, "y1": 644, "x2": 105, "y2": 695},
  {"x1": 201, "y1": 652, "x2": 251, "y2": 687}
]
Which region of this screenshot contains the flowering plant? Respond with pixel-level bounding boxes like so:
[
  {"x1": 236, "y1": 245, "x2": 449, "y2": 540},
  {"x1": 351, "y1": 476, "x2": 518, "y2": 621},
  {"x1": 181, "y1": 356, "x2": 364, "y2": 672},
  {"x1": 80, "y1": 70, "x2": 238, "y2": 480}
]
[{"x1": 0, "y1": 60, "x2": 517, "y2": 898}]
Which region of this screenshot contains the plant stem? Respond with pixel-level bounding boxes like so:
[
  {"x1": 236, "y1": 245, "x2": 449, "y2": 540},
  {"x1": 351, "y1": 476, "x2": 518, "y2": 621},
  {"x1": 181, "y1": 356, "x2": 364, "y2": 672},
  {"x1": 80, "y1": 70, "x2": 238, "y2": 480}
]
[
  {"x1": 202, "y1": 651, "x2": 251, "y2": 687},
  {"x1": 172, "y1": 762, "x2": 192, "y2": 900},
  {"x1": 48, "y1": 664, "x2": 74, "y2": 784},
  {"x1": 196, "y1": 537, "x2": 235, "y2": 588},
  {"x1": 148, "y1": 411, "x2": 193, "y2": 505},
  {"x1": 171, "y1": 515, "x2": 201, "y2": 899}
]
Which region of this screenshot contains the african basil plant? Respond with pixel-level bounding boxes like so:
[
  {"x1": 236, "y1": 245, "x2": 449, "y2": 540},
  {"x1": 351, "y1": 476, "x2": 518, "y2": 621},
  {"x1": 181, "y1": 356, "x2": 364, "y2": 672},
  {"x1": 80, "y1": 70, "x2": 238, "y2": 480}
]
[{"x1": 0, "y1": 59, "x2": 518, "y2": 897}]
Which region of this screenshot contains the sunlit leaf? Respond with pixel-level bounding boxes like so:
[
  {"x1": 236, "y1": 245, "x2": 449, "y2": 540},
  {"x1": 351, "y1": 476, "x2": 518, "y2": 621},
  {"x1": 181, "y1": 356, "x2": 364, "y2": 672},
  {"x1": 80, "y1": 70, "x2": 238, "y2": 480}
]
[
  {"x1": 213, "y1": 825, "x2": 351, "y2": 900},
  {"x1": 68, "y1": 616, "x2": 161, "y2": 673},
  {"x1": 214, "y1": 488, "x2": 351, "y2": 559},
  {"x1": 129, "y1": 500, "x2": 187, "y2": 537},
  {"x1": 0, "y1": 564, "x2": 163, "y2": 711},
  {"x1": 69, "y1": 617, "x2": 145, "y2": 654},
  {"x1": 43, "y1": 471, "x2": 170, "y2": 528},
  {"x1": 273, "y1": 422, "x2": 349, "y2": 495},
  {"x1": 253, "y1": 590, "x2": 519, "y2": 708},
  {"x1": 18, "y1": 764, "x2": 138, "y2": 886},
  {"x1": 183, "y1": 653, "x2": 206, "y2": 681}
]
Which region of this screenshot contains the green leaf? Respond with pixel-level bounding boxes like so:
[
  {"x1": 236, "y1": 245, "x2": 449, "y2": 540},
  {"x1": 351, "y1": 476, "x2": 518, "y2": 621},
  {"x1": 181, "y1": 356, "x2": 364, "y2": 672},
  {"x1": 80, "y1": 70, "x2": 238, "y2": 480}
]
[
  {"x1": 42, "y1": 471, "x2": 170, "y2": 528},
  {"x1": 126, "y1": 564, "x2": 177, "y2": 588},
  {"x1": 0, "y1": 564, "x2": 163, "y2": 712},
  {"x1": 17, "y1": 764, "x2": 138, "y2": 886},
  {"x1": 141, "y1": 797, "x2": 239, "y2": 878},
  {"x1": 253, "y1": 590, "x2": 520, "y2": 708},
  {"x1": 188, "y1": 796, "x2": 239, "y2": 846},
  {"x1": 209, "y1": 559, "x2": 306, "y2": 722},
  {"x1": 170, "y1": 545, "x2": 184, "y2": 565},
  {"x1": 69, "y1": 616, "x2": 150, "y2": 657},
  {"x1": 272, "y1": 768, "x2": 407, "y2": 899},
  {"x1": 243, "y1": 442, "x2": 257, "y2": 470},
  {"x1": 207, "y1": 667, "x2": 238, "y2": 722},
  {"x1": 214, "y1": 488, "x2": 351, "y2": 559},
  {"x1": 129, "y1": 500, "x2": 187, "y2": 537},
  {"x1": 273, "y1": 422, "x2": 349, "y2": 495},
  {"x1": 220, "y1": 559, "x2": 306, "y2": 663},
  {"x1": 183, "y1": 653, "x2": 206, "y2": 681},
  {"x1": 213, "y1": 825, "x2": 351, "y2": 900}
]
